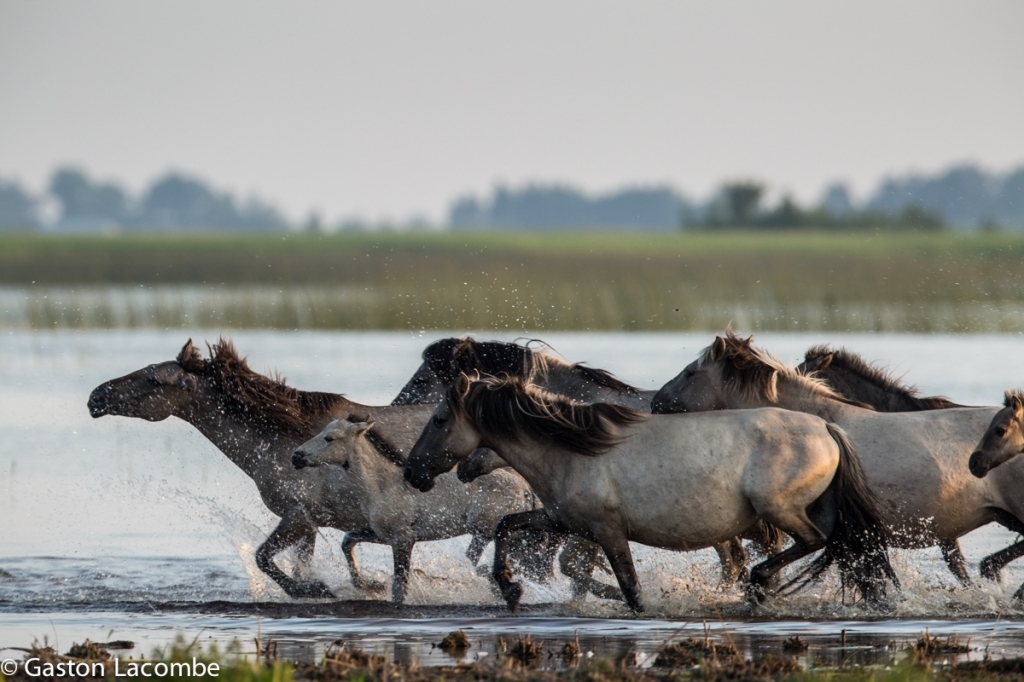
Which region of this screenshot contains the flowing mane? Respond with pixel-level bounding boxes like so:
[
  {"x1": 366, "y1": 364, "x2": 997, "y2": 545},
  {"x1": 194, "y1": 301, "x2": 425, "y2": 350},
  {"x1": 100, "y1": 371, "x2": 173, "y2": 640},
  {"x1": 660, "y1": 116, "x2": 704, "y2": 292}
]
[
  {"x1": 424, "y1": 337, "x2": 641, "y2": 395},
  {"x1": 1005, "y1": 390, "x2": 1024, "y2": 411},
  {"x1": 176, "y1": 338, "x2": 345, "y2": 436},
  {"x1": 449, "y1": 375, "x2": 647, "y2": 457},
  {"x1": 345, "y1": 414, "x2": 406, "y2": 468},
  {"x1": 704, "y1": 333, "x2": 872, "y2": 408},
  {"x1": 802, "y1": 345, "x2": 959, "y2": 410}
]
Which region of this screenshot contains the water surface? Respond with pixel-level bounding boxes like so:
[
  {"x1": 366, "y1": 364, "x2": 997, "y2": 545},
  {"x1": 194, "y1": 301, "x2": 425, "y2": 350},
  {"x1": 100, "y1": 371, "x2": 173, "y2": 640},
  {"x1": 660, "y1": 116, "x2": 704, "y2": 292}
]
[{"x1": 2, "y1": 330, "x2": 1023, "y2": 664}]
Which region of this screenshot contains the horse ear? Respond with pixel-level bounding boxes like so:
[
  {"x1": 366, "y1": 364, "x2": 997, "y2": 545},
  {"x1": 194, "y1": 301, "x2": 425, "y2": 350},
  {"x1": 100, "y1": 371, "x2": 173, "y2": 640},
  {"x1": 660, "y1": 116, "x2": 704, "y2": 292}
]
[
  {"x1": 177, "y1": 338, "x2": 204, "y2": 371},
  {"x1": 354, "y1": 419, "x2": 374, "y2": 436},
  {"x1": 1006, "y1": 391, "x2": 1024, "y2": 415},
  {"x1": 711, "y1": 336, "x2": 727, "y2": 360},
  {"x1": 456, "y1": 372, "x2": 472, "y2": 398},
  {"x1": 811, "y1": 353, "x2": 834, "y2": 371}
]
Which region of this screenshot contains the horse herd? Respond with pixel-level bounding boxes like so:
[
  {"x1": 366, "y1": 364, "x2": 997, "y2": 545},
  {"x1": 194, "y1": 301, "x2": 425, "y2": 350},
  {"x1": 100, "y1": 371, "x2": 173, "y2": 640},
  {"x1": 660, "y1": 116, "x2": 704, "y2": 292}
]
[{"x1": 86, "y1": 333, "x2": 1024, "y2": 613}]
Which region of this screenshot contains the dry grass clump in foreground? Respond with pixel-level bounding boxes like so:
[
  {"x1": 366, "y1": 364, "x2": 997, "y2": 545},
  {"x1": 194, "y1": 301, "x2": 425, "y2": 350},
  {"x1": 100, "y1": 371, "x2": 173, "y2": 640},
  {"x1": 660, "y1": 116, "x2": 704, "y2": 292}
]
[{"x1": 4, "y1": 636, "x2": 1024, "y2": 682}]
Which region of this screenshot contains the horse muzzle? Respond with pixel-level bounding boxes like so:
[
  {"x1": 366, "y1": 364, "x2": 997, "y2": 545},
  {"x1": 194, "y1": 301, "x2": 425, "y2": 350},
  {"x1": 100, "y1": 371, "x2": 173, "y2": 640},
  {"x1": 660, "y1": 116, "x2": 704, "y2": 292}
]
[
  {"x1": 292, "y1": 451, "x2": 312, "y2": 469},
  {"x1": 403, "y1": 465, "x2": 435, "y2": 492},
  {"x1": 650, "y1": 394, "x2": 682, "y2": 415},
  {"x1": 968, "y1": 450, "x2": 989, "y2": 478},
  {"x1": 87, "y1": 389, "x2": 111, "y2": 418}
]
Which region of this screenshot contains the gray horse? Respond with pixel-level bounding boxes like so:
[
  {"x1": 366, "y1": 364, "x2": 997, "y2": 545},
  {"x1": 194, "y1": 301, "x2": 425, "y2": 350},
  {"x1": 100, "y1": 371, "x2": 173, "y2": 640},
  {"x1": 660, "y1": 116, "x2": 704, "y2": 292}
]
[
  {"x1": 292, "y1": 416, "x2": 536, "y2": 602},
  {"x1": 652, "y1": 332, "x2": 1024, "y2": 597},
  {"x1": 797, "y1": 345, "x2": 970, "y2": 584},
  {"x1": 394, "y1": 336, "x2": 782, "y2": 588},
  {"x1": 405, "y1": 374, "x2": 897, "y2": 612}
]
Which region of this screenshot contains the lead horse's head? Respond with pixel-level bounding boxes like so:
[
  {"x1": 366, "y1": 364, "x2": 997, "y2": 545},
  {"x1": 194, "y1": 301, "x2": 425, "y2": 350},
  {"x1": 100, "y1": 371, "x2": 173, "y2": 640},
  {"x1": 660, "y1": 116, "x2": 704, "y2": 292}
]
[
  {"x1": 404, "y1": 374, "x2": 482, "y2": 492},
  {"x1": 970, "y1": 391, "x2": 1024, "y2": 478},
  {"x1": 87, "y1": 339, "x2": 203, "y2": 421}
]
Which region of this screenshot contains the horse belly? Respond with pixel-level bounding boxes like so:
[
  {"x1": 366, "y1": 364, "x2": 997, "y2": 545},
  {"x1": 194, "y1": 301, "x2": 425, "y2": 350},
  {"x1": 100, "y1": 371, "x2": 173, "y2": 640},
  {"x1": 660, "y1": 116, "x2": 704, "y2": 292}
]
[
  {"x1": 611, "y1": 441, "x2": 757, "y2": 551},
  {"x1": 845, "y1": 411, "x2": 997, "y2": 546}
]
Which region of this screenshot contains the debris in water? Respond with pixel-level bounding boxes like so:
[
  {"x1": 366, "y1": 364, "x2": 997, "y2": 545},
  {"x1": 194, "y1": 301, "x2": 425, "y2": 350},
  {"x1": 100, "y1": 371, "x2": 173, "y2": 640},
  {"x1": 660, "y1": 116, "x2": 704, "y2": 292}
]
[
  {"x1": 439, "y1": 630, "x2": 471, "y2": 653},
  {"x1": 65, "y1": 640, "x2": 113, "y2": 662},
  {"x1": 322, "y1": 640, "x2": 386, "y2": 668},
  {"x1": 560, "y1": 632, "x2": 582, "y2": 664},
  {"x1": 914, "y1": 631, "x2": 971, "y2": 657},
  {"x1": 653, "y1": 637, "x2": 739, "y2": 668},
  {"x1": 782, "y1": 636, "x2": 809, "y2": 653},
  {"x1": 509, "y1": 635, "x2": 542, "y2": 664}
]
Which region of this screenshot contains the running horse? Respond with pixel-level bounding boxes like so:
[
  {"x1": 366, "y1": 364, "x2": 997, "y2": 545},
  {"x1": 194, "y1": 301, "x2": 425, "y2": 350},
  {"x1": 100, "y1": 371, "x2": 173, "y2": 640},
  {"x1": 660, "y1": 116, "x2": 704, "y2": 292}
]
[
  {"x1": 797, "y1": 345, "x2": 971, "y2": 584},
  {"x1": 394, "y1": 336, "x2": 782, "y2": 588},
  {"x1": 653, "y1": 332, "x2": 1024, "y2": 596},
  {"x1": 88, "y1": 339, "x2": 541, "y2": 600},
  {"x1": 405, "y1": 374, "x2": 897, "y2": 612}
]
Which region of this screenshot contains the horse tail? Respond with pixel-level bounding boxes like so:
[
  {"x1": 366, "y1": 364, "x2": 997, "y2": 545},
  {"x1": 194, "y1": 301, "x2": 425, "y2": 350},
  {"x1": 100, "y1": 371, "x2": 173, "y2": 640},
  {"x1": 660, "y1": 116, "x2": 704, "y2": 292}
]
[{"x1": 792, "y1": 423, "x2": 899, "y2": 602}]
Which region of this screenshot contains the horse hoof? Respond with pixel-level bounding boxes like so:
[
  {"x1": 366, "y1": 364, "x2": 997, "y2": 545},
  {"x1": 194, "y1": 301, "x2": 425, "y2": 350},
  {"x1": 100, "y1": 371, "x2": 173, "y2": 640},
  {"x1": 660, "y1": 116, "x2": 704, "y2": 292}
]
[
  {"x1": 744, "y1": 582, "x2": 768, "y2": 606},
  {"x1": 354, "y1": 577, "x2": 387, "y2": 593},
  {"x1": 290, "y1": 580, "x2": 335, "y2": 600},
  {"x1": 588, "y1": 580, "x2": 624, "y2": 603},
  {"x1": 980, "y1": 558, "x2": 1002, "y2": 582},
  {"x1": 501, "y1": 582, "x2": 524, "y2": 611}
]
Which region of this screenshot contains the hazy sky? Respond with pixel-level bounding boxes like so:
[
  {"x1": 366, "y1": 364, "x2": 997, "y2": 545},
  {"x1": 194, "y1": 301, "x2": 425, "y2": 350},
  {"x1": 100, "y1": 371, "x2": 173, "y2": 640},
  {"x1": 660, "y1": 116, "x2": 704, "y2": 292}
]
[{"x1": 1, "y1": 1, "x2": 1022, "y2": 223}]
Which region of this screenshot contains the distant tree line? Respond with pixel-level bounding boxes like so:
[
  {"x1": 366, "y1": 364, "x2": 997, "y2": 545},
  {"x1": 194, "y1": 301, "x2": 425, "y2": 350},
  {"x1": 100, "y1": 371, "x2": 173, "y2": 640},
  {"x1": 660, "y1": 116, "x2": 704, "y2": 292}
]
[
  {"x1": 0, "y1": 167, "x2": 286, "y2": 232},
  {"x1": 2, "y1": 161, "x2": 1023, "y2": 233},
  {"x1": 451, "y1": 185, "x2": 685, "y2": 232},
  {"x1": 696, "y1": 181, "x2": 944, "y2": 231},
  {"x1": 450, "y1": 163, "x2": 1024, "y2": 232}
]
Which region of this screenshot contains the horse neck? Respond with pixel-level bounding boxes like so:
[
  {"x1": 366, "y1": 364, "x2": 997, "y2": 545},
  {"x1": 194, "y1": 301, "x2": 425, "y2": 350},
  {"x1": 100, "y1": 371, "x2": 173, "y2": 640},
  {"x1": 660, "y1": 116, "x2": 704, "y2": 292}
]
[
  {"x1": 477, "y1": 433, "x2": 555, "y2": 491},
  {"x1": 823, "y1": 367, "x2": 909, "y2": 412},
  {"x1": 351, "y1": 441, "x2": 398, "y2": 498},
  {"x1": 541, "y1": 364, "x2": 639, "y2": 407},
  {"x1": 175, "y1": 385, "x2": 345, "y2": 479}
]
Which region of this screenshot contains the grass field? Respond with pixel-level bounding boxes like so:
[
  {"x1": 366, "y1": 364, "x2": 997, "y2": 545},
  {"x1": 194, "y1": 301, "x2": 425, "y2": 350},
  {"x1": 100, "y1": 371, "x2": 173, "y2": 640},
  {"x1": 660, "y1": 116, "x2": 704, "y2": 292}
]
[{"x1": 3, "y1": 231, "x2": 1024, "y2": 331}]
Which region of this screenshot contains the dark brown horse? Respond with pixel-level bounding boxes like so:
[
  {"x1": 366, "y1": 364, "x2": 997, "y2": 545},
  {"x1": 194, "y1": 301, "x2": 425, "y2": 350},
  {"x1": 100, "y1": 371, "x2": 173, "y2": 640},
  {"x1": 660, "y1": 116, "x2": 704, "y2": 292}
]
[
  {"x1": 799, "y1": 346, "x2": 962, "y2": 411},
  {"x1": 87, "y1": 339, "x2": 471, "y2": 600},
  {"x1": 797, "y1": 345, "x2": 971, "y2": 585}
]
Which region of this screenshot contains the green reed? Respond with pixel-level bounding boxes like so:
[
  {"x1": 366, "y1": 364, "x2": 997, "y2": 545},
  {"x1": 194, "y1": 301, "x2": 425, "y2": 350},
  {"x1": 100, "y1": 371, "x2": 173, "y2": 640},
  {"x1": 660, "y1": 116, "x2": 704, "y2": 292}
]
[{"x1": 4, "y1": 231, "x2": 1024, "y2": 331}]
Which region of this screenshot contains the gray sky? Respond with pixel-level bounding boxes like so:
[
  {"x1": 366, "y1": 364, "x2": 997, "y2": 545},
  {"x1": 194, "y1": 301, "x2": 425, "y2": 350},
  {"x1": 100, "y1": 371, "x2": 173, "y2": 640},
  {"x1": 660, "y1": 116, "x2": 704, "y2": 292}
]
[{"x1": 1, "y1": 1, "x2": 1022, "y2": 223}]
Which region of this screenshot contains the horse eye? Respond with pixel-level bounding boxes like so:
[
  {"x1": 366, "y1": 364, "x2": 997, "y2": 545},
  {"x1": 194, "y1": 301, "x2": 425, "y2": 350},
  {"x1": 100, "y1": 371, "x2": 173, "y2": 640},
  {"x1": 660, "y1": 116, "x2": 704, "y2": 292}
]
[
  {"x1": 324, "y1": 435, "x2": 335, "y2": 443},
  {"x1": 342, "y1": 461, "x2": 350, "y2": 470},
  {"x1": 433, "y1": 416, "x2": 447, "y2": 427},
  {"x1": 996, "y1": 427, "x2": 1008, "y2": 437}
]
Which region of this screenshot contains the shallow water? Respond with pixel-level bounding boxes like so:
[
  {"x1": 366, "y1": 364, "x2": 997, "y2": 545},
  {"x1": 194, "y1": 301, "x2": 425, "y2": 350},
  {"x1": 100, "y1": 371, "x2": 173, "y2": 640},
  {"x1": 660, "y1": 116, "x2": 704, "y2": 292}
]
[{"x1": 2, "y1": 330, "x2": 1024, "y2": 664}]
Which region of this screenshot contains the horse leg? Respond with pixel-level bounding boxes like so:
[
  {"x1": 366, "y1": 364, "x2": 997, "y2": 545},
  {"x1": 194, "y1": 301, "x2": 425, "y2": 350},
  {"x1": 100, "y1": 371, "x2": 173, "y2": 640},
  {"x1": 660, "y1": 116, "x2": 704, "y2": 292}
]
[
  {"x1": 506, "y1": 530, "x2": 559, "y2": 583},
  {"x1": 713, "y1": 539, "x2": 747, "y2": 585},
  {"x1": 342, "y1": 527, "x2": 387, "y2": 593},
  {"x1": 747, "y1": 539, "x2": 823, "y2": 605},
  {"x1": 293, "y1": 529, "x2": 317, "y2": 579},
  {"x1": 255, "y1": 511, "x2": 334, "y2": 599},
  {"x1": 939, "y1": 539, "x2": 971, "y2": 586},
  {"x1": 492, "y1": 509, "x2": 569, "y2": 611},
  {"x1": 746, "y1": 507, "x2": 827, "y2": 605},
  {"x1": 743, "y1": 520, "x2": 785, "y2": 591},
  {"x1": 592, "y1": 529, "x2": 643, "y2": 612},
  {"x1": 559, "y1": 536, "x2": 623, "y2": 602},
  {"x1": 979, "y1": 511, "x2": 1024, "y2": 585},
  {"x1": 466, "y1": 531, "x2": 489, "y2": 569},
  {"x1": 391, "y1": 540, "x2": 415, "y2": 604},
  {"x1": 981, "y1": 540, "x2": 1024, "y2": 586}
]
